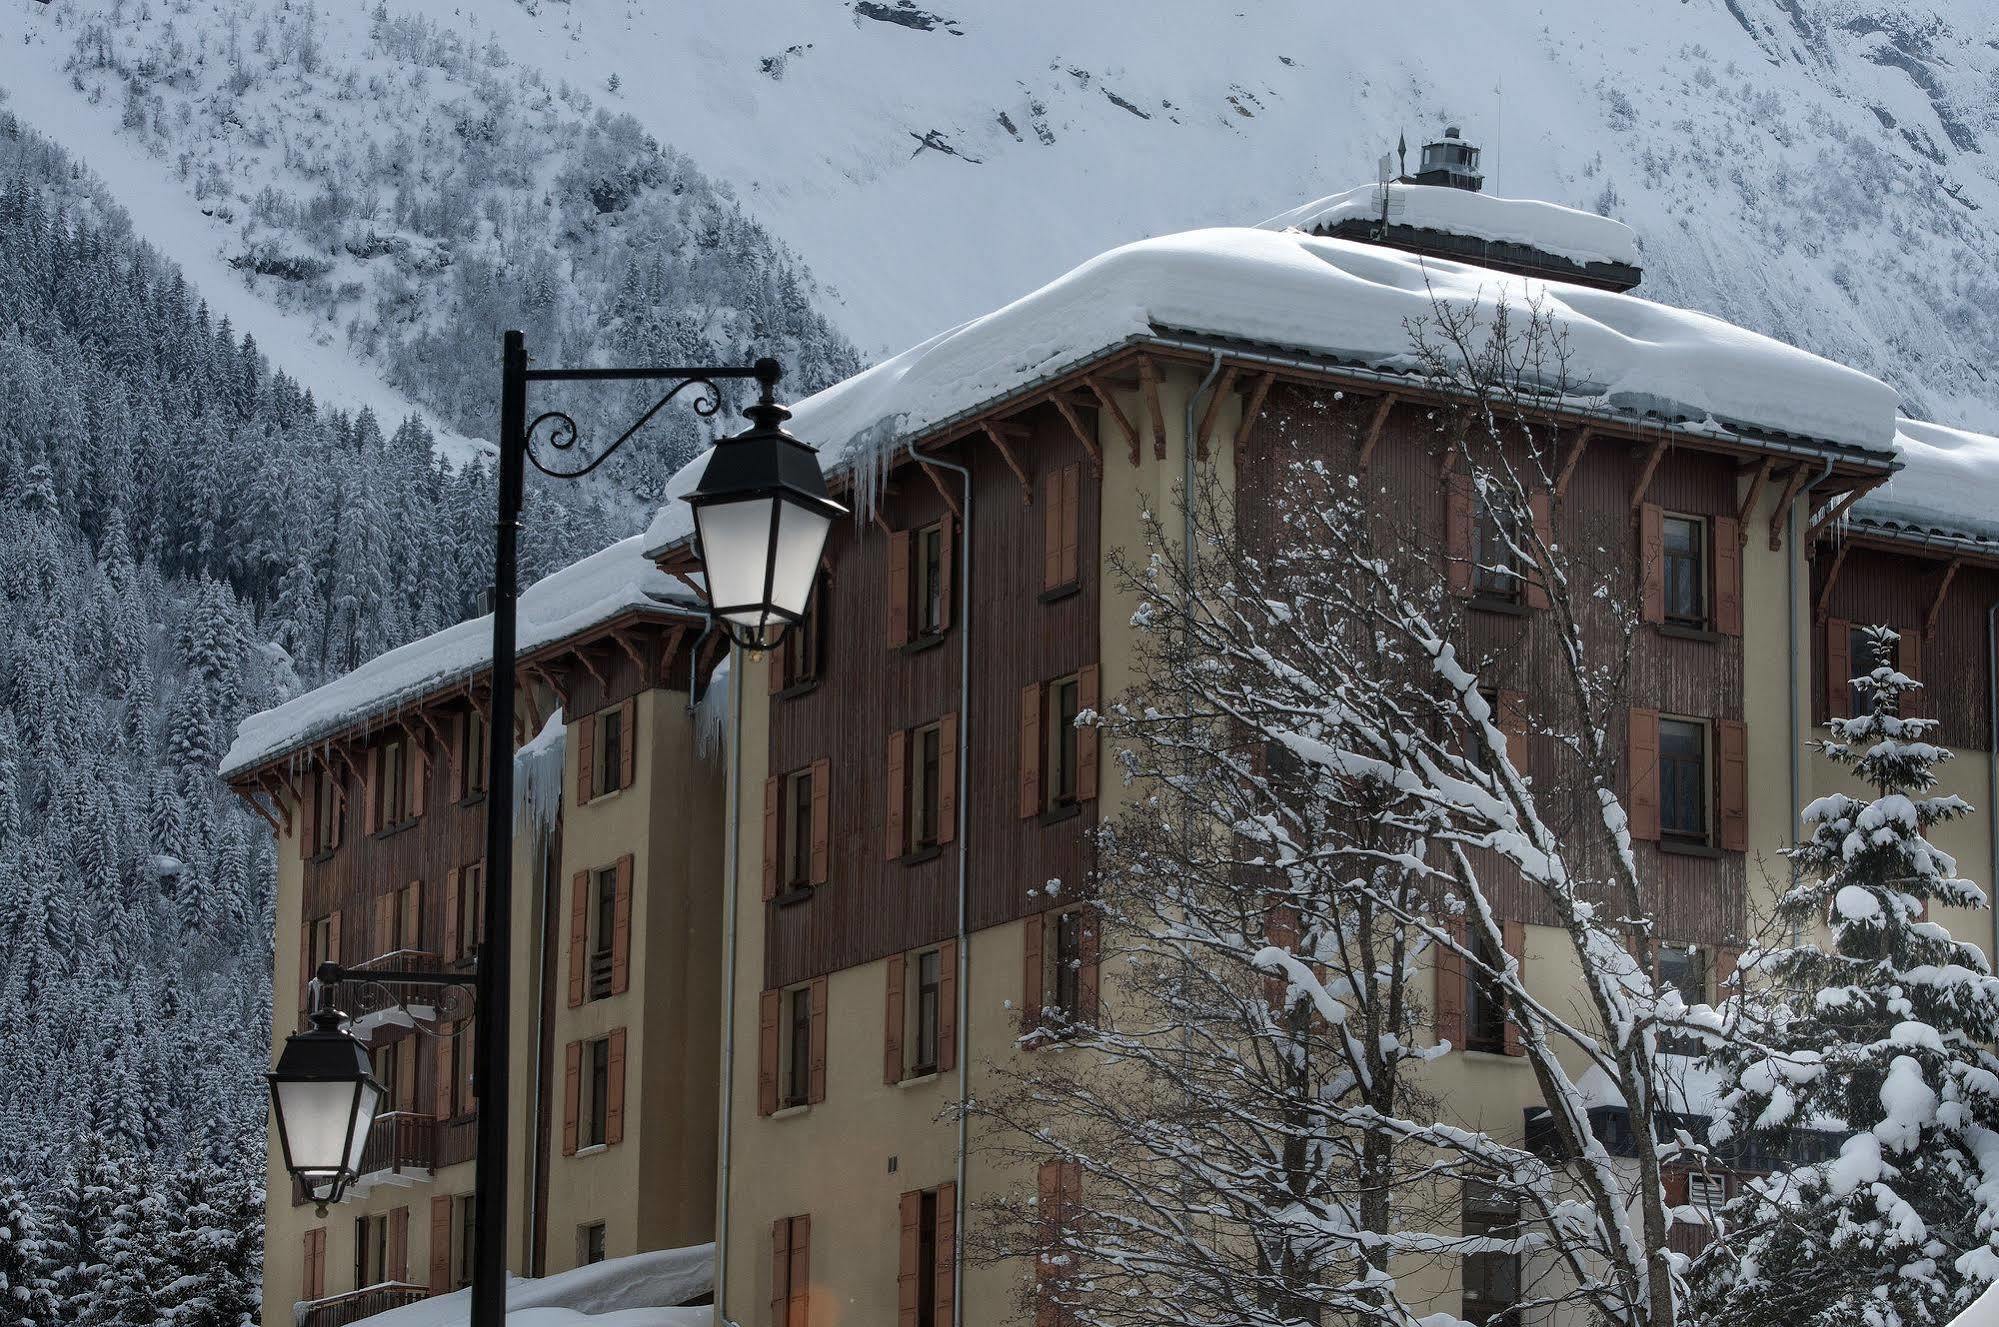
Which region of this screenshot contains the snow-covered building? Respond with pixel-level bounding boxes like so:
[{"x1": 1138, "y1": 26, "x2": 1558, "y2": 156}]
[{"x1": 229, "y1": 144, "x2": 1999, "y2": 1327}]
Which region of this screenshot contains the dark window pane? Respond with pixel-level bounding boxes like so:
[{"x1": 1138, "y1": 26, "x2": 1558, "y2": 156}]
[
  {"x1": 1466, "y1": 930, "x2": 1506, "y2": 1054},
  {"x1": 1474, "y1": 500, "x2": 1522, "y2": 600},
  {"x1": 787, "y1": 988, "x2": 811, "y2": 1106},
  {"x1": 1054, "y1": 911, "x2": 1082, "y2": 1021},
  {"x1": 1663, "y1": 516, "x2": 1704, "y2": 625},
  {"x1": 916, "y1": 950, "x2": 940, "y2": 1072},
  {"x1": 789, "y1": 773, "x2": 812, "y2": 886},
  {"x1": 1659, "y1": 719, "x2": 1707, "y2": 838},
  {"x1": 1053, "y1": 680, "x2": 1080, "y2": 805}
]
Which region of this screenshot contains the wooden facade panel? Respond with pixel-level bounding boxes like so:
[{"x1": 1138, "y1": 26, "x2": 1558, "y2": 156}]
[{"x1": 765, "y1": 404, "x2": 1099, "y2": 990}]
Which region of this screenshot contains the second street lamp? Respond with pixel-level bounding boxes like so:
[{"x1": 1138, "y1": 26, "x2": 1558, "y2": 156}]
[{"x1": 267, "y1": 1006, "x2": 384, "y2": 1215}]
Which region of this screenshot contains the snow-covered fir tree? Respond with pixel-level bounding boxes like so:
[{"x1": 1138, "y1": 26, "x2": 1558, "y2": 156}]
[
  {"x1": 1696, "y1": 625, "x2": 1999, "y2": 1327},
  {"x1": 0, "y1": 1170, "x2": 61, "y2": 1327}
]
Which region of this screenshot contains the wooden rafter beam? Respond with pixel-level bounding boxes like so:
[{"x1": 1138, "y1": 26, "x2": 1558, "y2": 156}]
[
  {"x1": 669, "y1": 569, "x2": 708, "y2": 604},
  {"x1": 463, "y1": 682, "x2": 490, "y2": 724},
  {"x1": 658, "y1": 625, "x2": 688, "y2": 681},
  {"x1": 1553, "y1": 428, "x2": 1595, "y2": 501},
  {"x1": 1926, "y1": 559, "x2": 1963, "y2": 639},
  {"x1": 233, "y1": 785, "x2": 283, "y2": 836},
  {"x1": 414, "y1": 707, "x2": 458, "y2": 779},
  {"x1": 698, "y1": 628, "x2": 726, "y2": 675},
  {"x1": 1628, "y1": 436, "x2": 1669, "y2": 513},
  {"x1": 981, "y1": 422, "x2": 1033, "y2": 502},
  {"x1": 919, "y1": 459, "x2": 962, "y2": 519},
  {"x1": 526, "y1": 661, "x2": 569, "y2": 708},
  {"x1": 1086, "y1": 375, "x2": 1143, "y2": 466},
  {"x1": 330, "y1": 740, "x2": 368, "y2": 787},
  {"x1": 1768, "y1": 463, "x2": 1812, "y2": 552},
  {"x1": 570, "y1": 644, "x2": 610, "y2": 692},
  {"x1": 1137, "y1": 356, "x2": 1166, "y2": 461},
  {"x1": 1814, "y1": 542, "x2": 1851, "y2": 625},
  {"x1": 1049, "y1": 394, "x2": 1101, "y2": 469},
  {"x1": 1355, "y1": 393, "x2": 1400, "y2": 470},
  {"x1": 1736, "y1": 457, "x2": 1775, "y2": 544},
  {"x1": 1194, "y1": 365, "x2": 1239, "y2": 461},
  {"x1": 1233, "y1": 372, "x2": 1276, "y2": 458},
  {"x1": 611, "y1": 628, "x2": 650, "y2": 681},
  {"x1": 1805, "y1": 479, "x2": 1884, "y2": 544},
  {"x1": 254, "y1": 772, "x2": 294, "y2": 837}
]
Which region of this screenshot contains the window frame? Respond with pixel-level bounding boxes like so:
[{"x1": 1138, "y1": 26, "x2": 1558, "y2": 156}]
[
  {"x1": 784, "y1": 985, "x2": 813, "y2": 1109},
  {"x1": 355, "y1": 1211, "x2": 389, "y2": 1289},
  {"x1": 1047, "y1": 675, "x2": 1082, "y2": 811},
  {"x1": 914, "y1": 521, "x2": 947, "y2": 638},
  {"x1": 453, "y1": 1195, "x2": 475, "y2": 1290},
  {"x1": 785, "y1": 768, "x2": 814, "y2": 890},
  {"x1": 779, "y1": 584, "x2": 825, "y2": 692},
  {"x1": 1655, "y1": 943, "x2": 1711, "y2": 1055},
  {"x1": 380, "y1": 738, "x2": 408, "y2": 831},
  {"x1": 1052, "y1": 908, "x2": 1085, "y2": 1026},
  {"x1": 909, "y1": 722, "x2": 943, "y2": 853},
  {"x1": 578, "y1": 1035, "x2": 612, "y2": 1148},
  {"x1": 1657, "y1": 716, "x2": 1711, "y2": 844},
  {"x1": 1472, "y1": 496, "x2": 1525, "y2": 605},
  {"x1": 464, "y1": 708, "x2": 489, "y2": 799},
  {"x1": 596, "y1": 707, "x2": 625, "y2": 797},
  {"x1": 588, "y1": 866, "x2": 617, "y2": 1001},
  {"x1": 1461, "y1": 1180, "x2": 1521, "y2": 1326},
  {"x1": 1464, "y1": 929, "x2": 1507, "y2": 1055},
  {"x1": 1661, "y1": 513, "x2": 1709, "y2": 629},
  {"x1": 579, "y1": 1221, "x2": 607, "y2": 1266},
  {"x1": 912, "y1": 948, "x2": 942, "y2": 1076}
]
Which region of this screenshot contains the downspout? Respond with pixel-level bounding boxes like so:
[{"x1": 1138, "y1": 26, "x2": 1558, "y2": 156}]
[
  {"x1": 709, "y1": 621, "x2": 741, "y2": 1324},
  {"x1": 1787, "y1": 458, "x2": 1835, "y2": 850},
  {"x1": 909, "y1": 438, "x2": 972, "y2": 1327},
  {"x1": 1184, "y1": 353, "x2": 1224, "y2": 604}
]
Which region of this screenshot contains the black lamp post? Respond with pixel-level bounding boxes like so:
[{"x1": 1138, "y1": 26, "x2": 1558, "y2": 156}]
[
  {"x1": 265, "y1": 334, "x2": 833, "y2": 1327},
  {"x1": 267, "y1": 1006, "x2": 384, "y2": 1214}
]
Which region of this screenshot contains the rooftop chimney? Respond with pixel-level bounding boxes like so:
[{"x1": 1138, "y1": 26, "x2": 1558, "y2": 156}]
[{"x1": 1411, "y1": 127, "x2": 1484, "y2": 192}]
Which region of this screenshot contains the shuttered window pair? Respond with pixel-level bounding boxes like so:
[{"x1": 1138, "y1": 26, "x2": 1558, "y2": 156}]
[
  {"x1": 354, "y1": 1208, "x2": 410, "y2": 1286},
  {"x1": 1433, "y1": 918, "x2": 1526, "y2": 1057},
  {"x1": 302, "y1": 764, "x2": 345, "y2": 859},
  {"x1": 576, "y1": 698, "x2": 639, "y2": 803},
  {"x1": 561, "y1": 1028, "x2": 626, "y2": 1154},
  {"x1": 887, "y1": 715, "x2": 958, "y2": 860},
  {"x1": 1042, "y1": 463, "x2": 1082, "y2": 594},
  {"x1": 897, "y1": 1184, "x2": 956, "y2": 1327},
  {"x1": 374, "y1": 1034, "x2": 418, "y2": 1113},
  {"x1": 762, "y1": 760, "x2": 830, "y2": 900},
  {"x1": 1446, "y1": 478, "x2": 1551, "y2": 609},
  {"x1": 757, "y1": 977, "x2": 827, "y2": 1115},
  {"x1": 1020, "y1": 667, "x2": 1099, "y2": 818},
  {"x1": 442, "y1": 862, "x2": 485, "y2": 963},
  {"x1": 371, "y1": 881, "x2": 422, "y2": 961},
  {"x1": 888, "y1": 518, "x2": 956, "y2": 647},
  {"x1": 771, "y1": 1215, "x2": 810, "y2": 1327},
  {"x1": 567, "y1": 855, "x2": 632, "y2": 1007},
  {"x1": 1639, "y1": 504, "x2": 1743, "y2": 635},
  {"x1": 884, "y1": 944, "x2": 957, "y2": 1083},
  {"x1": 1626, "y1": 710, "x2": 1748, "y2": 851},
  {"x1": 363, "y1": 734, "x2": 427, "y2": 834},
  {"x1": 1035, "y1": 1160, "x2": 1083, "y2": 1327},
  {"x1": 1022, "y1": 909, "x2": 1097, "y2": 1041},
  {"x1": 1824, "y1": 618, "x2": 1923, "y2": 720}
]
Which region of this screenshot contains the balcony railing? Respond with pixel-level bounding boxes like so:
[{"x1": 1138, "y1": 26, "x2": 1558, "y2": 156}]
[
  {"x1": 324, "y1": 950, "x2": 446, "y2": 1041},
  {"x1": 295, "y1": 1282, "x2": 428, "y2": 1327},
  {"x1": 589, "y1": 947, "x2": 614, "y2": 1001},
  {"x1": 351, "y1": 1111, "x2": 435, "y2": 1193}
]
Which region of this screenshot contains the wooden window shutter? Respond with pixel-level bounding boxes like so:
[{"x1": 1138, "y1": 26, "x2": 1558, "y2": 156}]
[
  {"x1": 1714, "y1": 946, "x2": 1743, "y2": 1001},
  {"x1": 1714, "y1": 516, "x2": 1743, "y2": 635},
  {"x1": 786, "y1": 1216, "x2": 811, "y2": 1327},
  {"x1": 619, "y1": 697, "x2": 638, "y2": 789},
  {"x1": 1639, "y1": 503, "x2": 1665, "y2": 625},
  {"x1": 933, "y1": 1180, "x2": 957, "y2": 1327},
  {"x1": 1061, "y1": 464, "x2": 1081, "y2": 587},
  {"x1": 1826, "y1": 618, "x2": 1853, "y2": 720},
  {"x1": 302, "y1": 769, "x2": 319, "y2": 859},
  {"x1": 401, "y1": 884, "x2": 420, "y2": 955},
  {"x1": 1498, "y1": 690, "x2": 1530, "y2": 775},
  {"x1": 388, "y1": 1205, "x2": 409, "y2": 1282},
  {"x1": 898, "y1": 1190, "x2": 922, "y2": 1327},
  {"x1": 1019, "y1": 682, "x2": 1043, "y2": 819},
  {"x1": 938, "y1": 713, "x2": 958, "y2": 843},
  {"x1": 1434, "y1": 919, "x2": 1466, "y2": 1049},
  {"x1": 451, "y1": 713, "x2": 468, "y2": 802},
  {"x1": 611, "y1": 855, "x2": 633, "y2": 995},
  {"x1": 409, "y1": 738, "x2": 427, "y2": 818},
  {"x1": 937, "y1": 515, "x2": 955, "y2": 632},
  {"x1": 1526, "y1": 490, "x2": 1553, "y2": 610},
  {"x1": 810, "y1": 757, "x2": 831, "y2": 885},
  {"x1": 568, "y1": 871, "x2": 589, "y2": 1008},
  {"x1": 1901, "y1": 633, "x2": 1925, "y2": 719},
  {"x1": 364, "y1": 746, "x2": 379, "y2": 834},
  {"x1": 1078, "y1": 911, "x2": 1100, "y2": 1025},
  {"x1": 887, "y1": 529, "x2": 911, "y2": 648},
  {"x1": 561, "y1": 1040, "x2": 581, "y2": 1155},
  {"x1": 883, "y1": 953, "x2": 905, "y2": 1085},
  {"x1": 938, "y1": 938, "x2": 959, "y2": 1071},
  {"x1": 394, "y1": 1035, "x2": 416, "y2": 1112},
  {"x1": 762, "y1": 777, "x2": 780, "y2": 901},
  {"x1": 577, "y1": 710, "x2": 596, "y2": 804},
  {"x1": 1445, "y1": 474, "x2": 1474, "y2": 595},
  {"x1": 302, "y1": 1229, "x2": 319, "y2": 1300},
  {"x1": 428, "y1": 1199, "x2": 450, "y2": 1293},
  {"x1": 1663, "y1": 1167, "x2": 1690, "y2": 1208},
  {"x1": 605, "y1": 1027, "x2": 627, "y2": 1146},
  {"x1": 808, "y1": 975, "x2": 829, "y2": 1104},
  {"x1": 1718, "y1": 720, "x2": 1749, "y2": 852},
  {"x1": 1022, "y1": 915, "x2": 1044, "y2": 1038},
  {"x1": 771, "y1": 1218, "x2": 792, "y2": 1327},
  {"x1": 769, "y1": 638, "x2": 788, "y2": 695},
  {"x1": 886, "y1": 730, "x2": 908, "y2": 861},
  {"x1": 1077, "y1": 665, "x2": 1100, "y2": 802},
  {"x1": 1628, "y1": 708, "x2": 1661, "y2": 842},
  {"x1": 758, "y1": 990, "x2": 780, "y2": 1117},
  {"x1": 1501, "y1": 920, "x2": 1527, "y2": 1056},
  {"x1": 443, "y1": 868, "x2": 461, "y2": 962},
  {"x1": 435, "y1": 1032, "x2": 455, "y2": 1122},
  {"x1": 375, "y1": 893, "x2": 395, "y2": 962},
  {"x1": 1043, "y1": 470, "x2": 1065, "y2": 590}
]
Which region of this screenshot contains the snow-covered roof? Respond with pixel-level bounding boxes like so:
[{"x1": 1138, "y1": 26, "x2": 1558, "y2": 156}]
[
  {"x1": 1853, "y1": 417, "x2": 1999, "y2": 551},
  {"x1": 353, "y1": 1244, "x2": 711, "y2": 1327},
  {"x1": 1257, "y1": 182, "x2": 1643, "y2": 270},
  {"x1": 222, "y1": 536, "x2": 702, "y2": 779},
  {"x1": 644, "y1": 226, "x2": 1897, "y2": 554}
]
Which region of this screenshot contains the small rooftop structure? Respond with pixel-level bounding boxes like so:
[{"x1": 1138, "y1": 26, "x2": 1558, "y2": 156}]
[{"x1": 1413, "y1": 126, "x2": 1484, "y2": 191}]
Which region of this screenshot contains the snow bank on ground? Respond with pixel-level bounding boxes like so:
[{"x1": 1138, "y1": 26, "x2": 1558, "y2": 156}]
[
  {"x1": 645, "y1": 225, "x2": 1897, "y2": 552},
  {"x1": 222, "y1": 537, "x2": 701, "y2": 777},
  {"x1": 355, "y1": 1246, "x2": 712, "y2": 1327},
  {"x1": 1950, "y1": 1275, "x2": 1999, "y2": 1326},
  {"x1": 1857, "y1": 417, "x2": 1999, "y2": 546},
  {"x1": 1258, "y1": 182, "x2": 1642, "y2": 268}
]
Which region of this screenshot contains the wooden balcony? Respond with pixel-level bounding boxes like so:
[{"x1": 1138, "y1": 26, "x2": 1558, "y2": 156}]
[
  {"x1": 294, "y1": 1282, "x2": 428, "y2": 1327},
  {"x1": 349, "y1": 1111, "x2": 435, "y2": 1195}
]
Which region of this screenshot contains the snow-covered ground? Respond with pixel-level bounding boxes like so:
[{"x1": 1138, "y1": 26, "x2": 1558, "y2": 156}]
[{"x1": 354, "y1": 1246, "x2": 712, "y2": 1327}]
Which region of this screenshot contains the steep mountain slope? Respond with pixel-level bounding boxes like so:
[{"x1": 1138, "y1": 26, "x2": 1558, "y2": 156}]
[{"x1": 384, "y1": 0, "x2": 1997, "y2": 432}]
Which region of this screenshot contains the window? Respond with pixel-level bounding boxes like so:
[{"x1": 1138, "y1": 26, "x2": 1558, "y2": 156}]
[
  {"x1": 1658, "y1": 718, "x2": 1709, "y2": 842},
  {"x1": 913, "y1": 949, "x2": 942, "y2": 1075},
  {"x1": 597, "y1": 707, "x2": 625, "y2": 796},
  {"x1": 454, "y1": 1195, "x2": 475, "y2": 1290},
  {"x1": 772, "y1": 1215, "x2": 810, "y2": 1327},
  {"x1": 1053, "y1": 909, "x2": 1085, "y2": 1025},
  {"x1": 1686, "y1": 1170, "x2": 1727, "y2": 1215},
  {"x1": 456, "y1": 862, "x2": 484, "y2": 960},
  {"x1": 917, "y1": 1189, "x2": 940, "y2": 1327},
  {"x1": 910, "y1": 723, "x2": 943, "y2": 853},
  {"x1": 464, "y1": 709, "x2": 488, "y2": 798},
  {"x1": 380, "y1": 739, "x2": 408, "y2": 829},
  {"x1": 374, "y1": 1040, "x2": 400, "y2": 1114},
  {"x1": 579, "y1": 1222, "x2": 607, "y2": 1266},
  {"x1": 1473, "y1": 498, "x2": 1523, "y2": 602},
  {"x1": 449, "y1": 1016, "x2": 477, "y2": 1121},
  {"x1": 786, "y1": 769, "x2": 814, "y2": 889},
  {"x1": 778, "y1": 588, "x2": 823, "y2": 691},
  {"x1": 1662, "y1": 515, "x2": 1707, "y2": 627},
  {"x1": 580, "y1": 1036, "x2": 611, "y2": 1148},
  {"x1": 1047, "y1": 676, "x2": 1081, "y2": 810},
  {"x1": 915, "y1": 522, "x2": 947, "y2": 637},
  {"x1": 1656, "y1": 944, "x2": 1710, "y2": 1055},
  {"x1": 306, "y1": 915, "x2": 336, "y2": 990},
  {"x1": 1461, "y1": 1181, "x2": 1520, "y2": 1326},
  {"x1": 355, "y1": 1212, "x2": 388, "y2": 1288},
  {"x1": 589, "y1": 866, "x2": 617, "y2": 1000},
  {"x1": 785, "y1": 986, "x2": 813, "y2": 1109},
  {"x1": 1465, "y1": 929, "x2": 1507, "y2": 1055},
  {"x1": 312, "y1": 771, "x2": 340, "y2": 855}
]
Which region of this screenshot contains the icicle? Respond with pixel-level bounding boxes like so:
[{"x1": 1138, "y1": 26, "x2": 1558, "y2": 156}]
[
  {"x1": 696, "y1": 657, "x2": 733, "y2": 762},
  {"x1": 514, "y1": 709, "x2": 566, "y2": 833}
]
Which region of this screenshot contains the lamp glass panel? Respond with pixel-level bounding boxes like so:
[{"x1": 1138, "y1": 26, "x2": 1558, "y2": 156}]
[
  {"x1": 277, "y1": 1078, "x2": 368, "y2": 1174},
  {"x1": 345, "y1": 1079, "x2": 384, "y2": 1172},
  {"x1": 770, "y1": 500, "x2": 832, "y2": 616},
  {"x1": 694, "y1": 497, "x2": 776, "y2": 612}
]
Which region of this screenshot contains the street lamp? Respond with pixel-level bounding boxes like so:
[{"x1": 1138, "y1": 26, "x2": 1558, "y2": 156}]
[
  {"x1": 684, "y1": 365, "x2": 844, "y2": 652},
  {"x1": 267, "y1": 1006, "x2": 383, "y2": 1215}
]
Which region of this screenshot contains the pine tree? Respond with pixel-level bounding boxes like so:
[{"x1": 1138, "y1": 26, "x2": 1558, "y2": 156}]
[
  {"x1": 0, "y1": 1169, "x2": 60, "y2": 1327},
  {"x1": 1698, "y1": 626, "x2": 1999, "y2": 1327},
  {"x1": 156, "y1": 1158, "x2": 262, "y2": 1327}
]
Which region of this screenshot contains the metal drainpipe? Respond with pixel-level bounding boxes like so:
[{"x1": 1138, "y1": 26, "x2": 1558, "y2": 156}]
[
  {"x1": 714, "y1": 640, "x2": 742, "y2": 1324},
  {"x1": 1788, "y1": 458, "x2": 1836, "y2": 851},
  {"x1": 1986, "y1": 604, "x2": 1998, "y2": 963}
]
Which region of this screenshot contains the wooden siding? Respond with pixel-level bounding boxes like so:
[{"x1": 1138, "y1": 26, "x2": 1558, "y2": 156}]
[{"x1": 764, "y1": 403, "x2": 1101, "y2": 990}]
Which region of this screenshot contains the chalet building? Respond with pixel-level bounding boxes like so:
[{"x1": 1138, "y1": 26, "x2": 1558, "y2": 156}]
[{"x1": 228, "y1": 145, "x2": 1999, "y2": 1327}]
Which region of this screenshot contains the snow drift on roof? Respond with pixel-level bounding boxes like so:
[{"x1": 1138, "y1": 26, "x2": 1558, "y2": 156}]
[
  {"x1": 1258, "y1": 182, "x2": 1643, "y2": 269},
  {"x1": 1857, "y1": 417, "x2": 1999, "y2": 548},
  {"x1": 221, "y1": 536, "x2": 700, "y2": 778},
  {"x1": 644, "y1": 226, "x2": 1897, "y2": 552}
]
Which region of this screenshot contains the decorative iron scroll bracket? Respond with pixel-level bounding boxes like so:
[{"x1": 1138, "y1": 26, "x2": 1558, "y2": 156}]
[
  {"x1": 312, "y1": 960, "x2": 477, "y2": 1036},
  {"x1": 521, "y1": 357, "x2": 782, "y2": 481}
]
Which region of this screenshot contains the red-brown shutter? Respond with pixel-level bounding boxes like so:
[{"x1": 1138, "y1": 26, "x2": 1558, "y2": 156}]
[
  {"x1": 887, "y1": 529, "x2": 911, "y2": 648},
  {"x1": 562, "y1": 1040, "x2": 580, "y2": 1155},
  {"x1": 388, "y1": 1205, "x2": 409, "y2": 1282},
  {"x1": 1826, "y1": 618, "x2": 1853, "y2": 720},
  {"x1": 1719, "y1": 720, "x2": 1749, "y2": 852},
  {"x1": 771, "y1": 1218, "x2": 792, "y2": 1327},
  {"x1": 363, "y1": 746, "x2": 379, "y2": 834},
  {"x1": 1501, "y1": 920, "x2": 1526, "y2": 1056},
  {"x1": 302, "y1": 1229, "x2": 320, "y2": 1300},
  {"x1": 1043, "y1": 470, "x2": 1065, "y2": 590},
  {"x1": 808, "y1": 975, "x2": 829, "y2": 1104},
  {"x1": 605, "y1": 1027, "x2": 627, "y2": 1146},
  {"x1": 810, "y1": 757, "x2": 831, "y2": 885},
  {"x1": 1078, "y1": 911, "x2": 1100, "y2": 1025},
  {"x1": 787, "y1": 1216, "x2": 811, "y2": 1327},
  {"x1": 428, "y1": 1199, "x2": 450, "y2": 1292},
  {"x1": 1434, "y1": 919, "x2": 1466, "y2": 1049},
  {"x1": 1901, "y1": 632, "x2": 1925, "y2": 719},
  {"x1": 1663, "y1": 1167, "x2": 1690, "y2": 1208},
  {"x1": 1077, "y1": 665, "x2": 1100, "y2": 802},
  {"x1": 619, "y1": 697, "x2": 638, "y2": 789},
  {"x1": 1628, "y1": 708, "x2": 1661, "y2": 842},
  {"x1": 769, "y1": 639, "x2": 788, "y2": 695},
  {"x1": 1498, "y1": 690, "x2": 1529, "y2": 776},
  {"x1": 1715, "y1": 946, "x2": 1743, "y2": 1001},
  {"x1": 934, "y1": 1181, "x2": 957, "y2": 1327},
  {"x1": 1640, "y1": 503, "x2": 1665, "y2": 625},
  {"x1": 396, "y1": 1035, "x2": 417, "y2": 1112},
  {"x1": 886, "y1": 730, "x2": 908, "y2": 861},
  {"x1": 1020, "y1": 682, "x2": 1043, "y2": 818},
  {"x1": 758, "y1": 990, "x2": 780, "y2": 1117},
  {"x1": 568, "y1": 871, "x2": 588, "y2": 1009},
  {"x1": 898, "y1": 1190, "x2": 922, "y2": 1327},
  {"x1": 1714, "y1": 516, "x2": 1743, "y2": 635},
  {"x1": 409, "y1": 738, "x2": 428, "y2": 818},
  {"x1": 884, "y1": 953, "x2": 905, "y2": 1084},
  {"x1": 435, "y1": 1031, "x2": 455, "y2": 1122},
  {"x1": 1446, "y1": 473, "x2": 1474, "y2": 596},
  {"x1": 938, "y1": 938, "x2": 959, "y2": 1071},
  {"x1": 1061, "y1": 464, "x2": 1081, "y2": 587},
  {"x1": 1022, "y1": 915, "x2": 1044, "y2": 1038},
  {"x1": 937, "y1": 713, "x2": 958, "y2": 844},
  {"x1": 301, "y1": 769, "x2": 319, "y2": 860},
  {"x1": 443, "y1": 867, "x2": 461, "y2": 962},
  {"x1": 1527, "y1": 490, "x2": 1552, "y2": 610},
  {"x1": 577, "y1": 710, "x2": 596, "y2": 804},
  {"x1": 937, "y1": 515, "x2": 955, "y2": 632},
  {"x1": 611, "y1": 855, "x2": 633, "y2": 995},
  {"x1": 762, "y1": 777, "x2": 780, "y2": 900}
]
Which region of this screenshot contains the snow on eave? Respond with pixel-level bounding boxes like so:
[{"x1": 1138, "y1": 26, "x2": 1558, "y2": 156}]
[
  {"x1": 1258, "y1": 183, "x2": 1644, "y2": 269},
  {"x1": 220, "y1": 536, "x2": 706, "y2": 782},
  {"x1": 1849, "y1": 417, "x2": 1999, "y2": 553}
]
